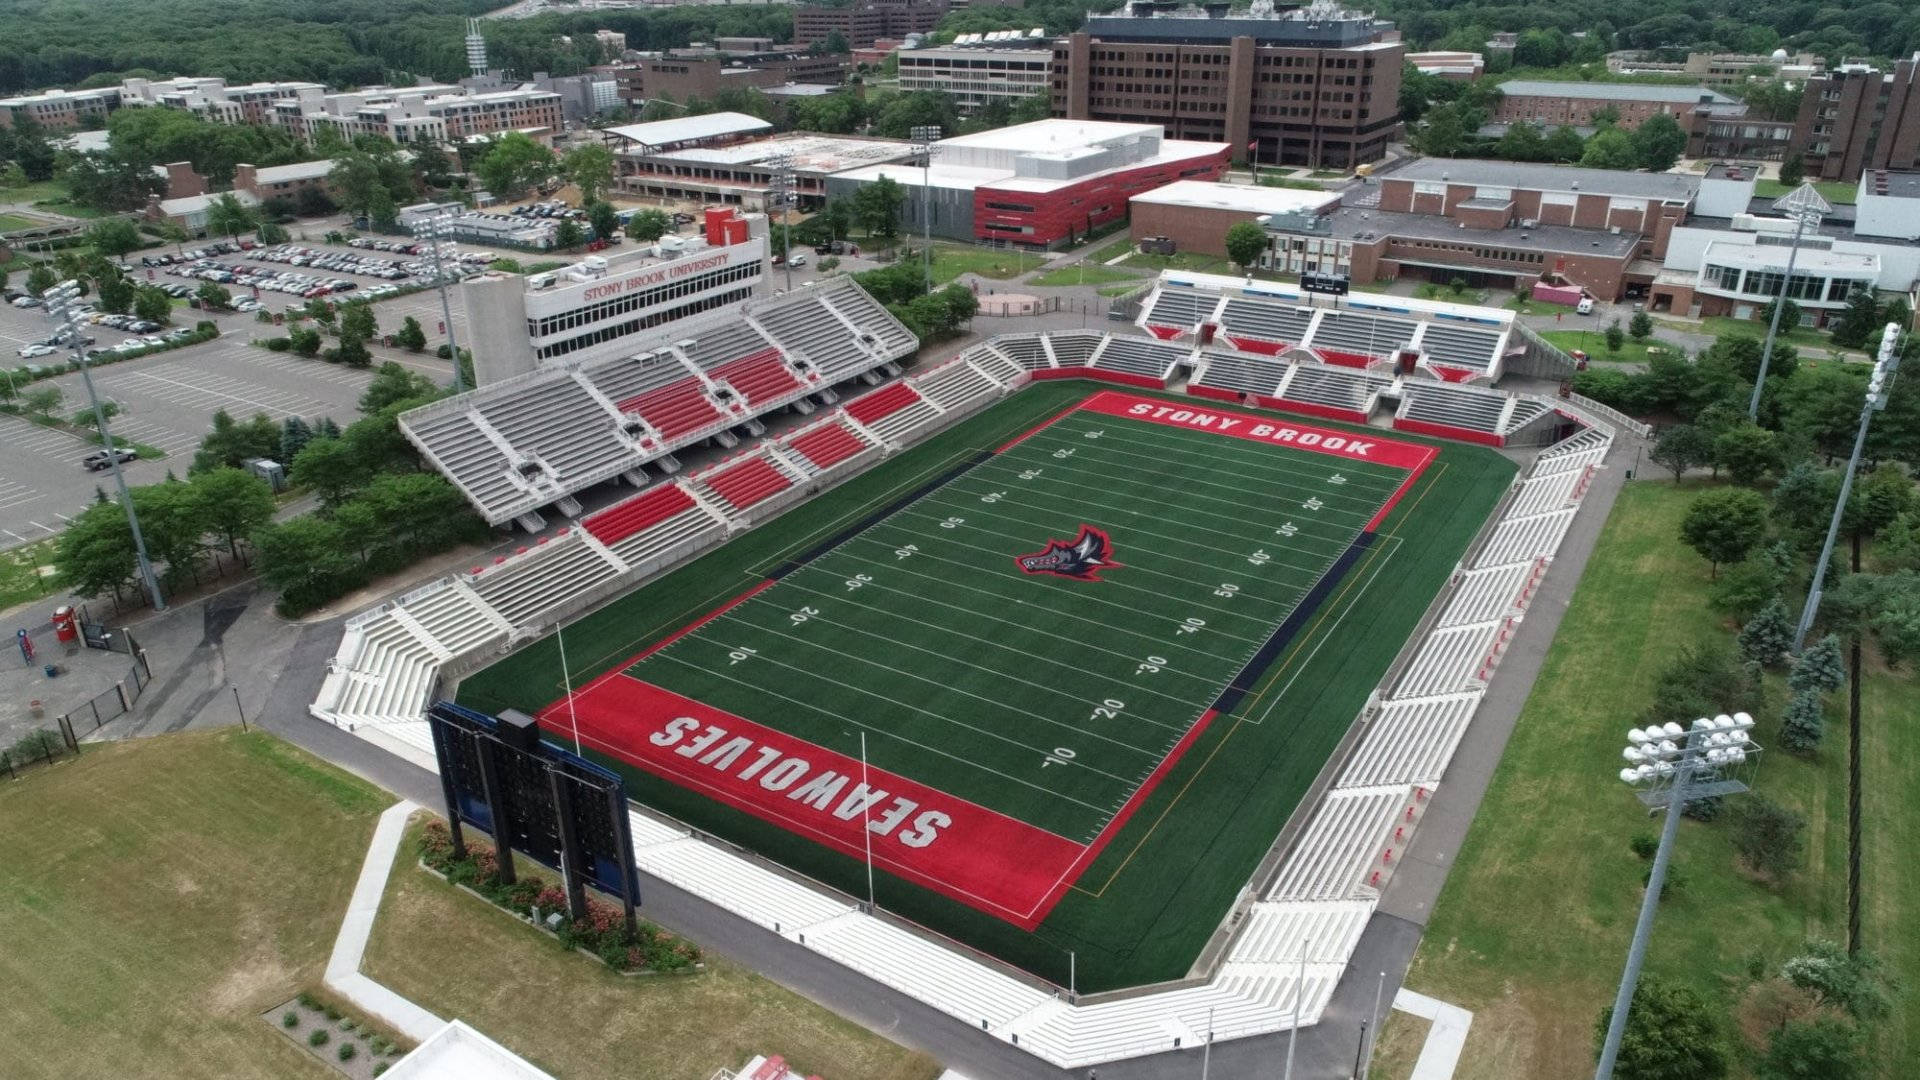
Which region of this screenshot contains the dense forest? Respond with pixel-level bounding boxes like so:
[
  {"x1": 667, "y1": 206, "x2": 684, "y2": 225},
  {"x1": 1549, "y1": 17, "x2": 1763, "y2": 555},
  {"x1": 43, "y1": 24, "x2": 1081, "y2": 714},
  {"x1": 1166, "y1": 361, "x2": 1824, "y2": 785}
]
[{"x1": 0, "y1": 0, "x2": 1917, "y2": 97}]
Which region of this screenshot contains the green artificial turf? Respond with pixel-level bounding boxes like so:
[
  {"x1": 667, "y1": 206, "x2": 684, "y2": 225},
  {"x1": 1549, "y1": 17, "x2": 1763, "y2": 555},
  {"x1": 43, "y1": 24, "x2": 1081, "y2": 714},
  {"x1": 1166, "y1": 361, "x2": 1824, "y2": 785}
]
[{"x1": 458, "y1": 381, "x2": 1514, "y2": 990}]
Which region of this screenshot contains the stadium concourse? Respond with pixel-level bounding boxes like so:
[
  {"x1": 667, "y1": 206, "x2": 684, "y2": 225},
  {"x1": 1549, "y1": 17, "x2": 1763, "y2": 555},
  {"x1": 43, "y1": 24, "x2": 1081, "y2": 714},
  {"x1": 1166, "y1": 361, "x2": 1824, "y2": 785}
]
[{"x1": 309, "y1": 270, "x2": 1634, "y2": 1070}]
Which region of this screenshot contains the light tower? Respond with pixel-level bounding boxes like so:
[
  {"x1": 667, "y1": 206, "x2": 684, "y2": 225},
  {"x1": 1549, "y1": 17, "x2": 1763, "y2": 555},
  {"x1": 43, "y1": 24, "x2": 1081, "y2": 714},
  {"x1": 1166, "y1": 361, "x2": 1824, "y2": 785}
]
[{"x1": 466, "y1": 19, "x2": 489, "y2": 79}]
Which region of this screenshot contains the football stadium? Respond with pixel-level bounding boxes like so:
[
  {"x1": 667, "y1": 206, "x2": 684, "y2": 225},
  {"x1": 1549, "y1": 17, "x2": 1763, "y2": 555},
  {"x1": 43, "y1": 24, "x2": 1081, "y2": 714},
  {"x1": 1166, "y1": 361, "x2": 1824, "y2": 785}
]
[{"x1": 312, "y1": 272, "x2": 1624, "y2": 1066}]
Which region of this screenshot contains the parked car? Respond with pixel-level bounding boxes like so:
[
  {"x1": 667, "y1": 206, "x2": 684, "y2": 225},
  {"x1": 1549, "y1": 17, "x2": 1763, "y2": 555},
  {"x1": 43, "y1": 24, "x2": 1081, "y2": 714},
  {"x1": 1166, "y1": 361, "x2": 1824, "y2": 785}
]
[
  {"x1": 16, "y1": 343, "x2": 55, "y2": 358},
  {"x1": 81, "y1": 446, "x2": 138, "y2": 470}
]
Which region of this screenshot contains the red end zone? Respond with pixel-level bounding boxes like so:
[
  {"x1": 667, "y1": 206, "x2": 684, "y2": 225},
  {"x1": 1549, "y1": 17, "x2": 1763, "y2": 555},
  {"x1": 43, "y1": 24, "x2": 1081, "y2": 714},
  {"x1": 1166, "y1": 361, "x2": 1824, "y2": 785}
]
[
  {"x1": 538, "y1": 389, "x2": 1437, "y2": 928},
  {"x1": 541, "y1": 676, "x2": 1098, "y2": 928}
]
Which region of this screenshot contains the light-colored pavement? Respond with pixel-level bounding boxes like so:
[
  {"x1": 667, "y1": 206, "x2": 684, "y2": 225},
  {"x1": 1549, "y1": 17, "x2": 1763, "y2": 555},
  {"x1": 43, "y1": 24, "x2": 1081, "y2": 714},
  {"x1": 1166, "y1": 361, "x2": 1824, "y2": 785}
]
[{"x1": 325, "y1": 798, "x2": 448, "y2": 1043}]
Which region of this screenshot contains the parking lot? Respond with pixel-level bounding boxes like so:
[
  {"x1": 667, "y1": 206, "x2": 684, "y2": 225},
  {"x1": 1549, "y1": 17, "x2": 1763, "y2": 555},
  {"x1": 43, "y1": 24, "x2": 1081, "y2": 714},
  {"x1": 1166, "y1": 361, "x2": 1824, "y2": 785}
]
[{"x1": 0, "y1": 331, "x2": 405, "y2": 549}]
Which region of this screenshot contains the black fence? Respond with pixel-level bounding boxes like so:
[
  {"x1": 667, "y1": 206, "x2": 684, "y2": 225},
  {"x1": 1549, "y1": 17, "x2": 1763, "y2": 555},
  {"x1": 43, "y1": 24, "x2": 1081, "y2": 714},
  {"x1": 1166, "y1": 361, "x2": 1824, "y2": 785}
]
[{"x1": 53, "y1": 624, "x2": 151, "y2": 740}]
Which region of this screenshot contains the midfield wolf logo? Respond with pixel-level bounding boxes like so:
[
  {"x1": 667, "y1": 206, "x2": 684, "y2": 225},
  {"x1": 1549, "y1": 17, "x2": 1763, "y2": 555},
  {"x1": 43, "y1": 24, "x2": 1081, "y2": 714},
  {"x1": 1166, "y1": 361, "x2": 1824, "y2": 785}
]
[{"x1": 1014, "y1": 525, "x2": 1122, "y2": 582}]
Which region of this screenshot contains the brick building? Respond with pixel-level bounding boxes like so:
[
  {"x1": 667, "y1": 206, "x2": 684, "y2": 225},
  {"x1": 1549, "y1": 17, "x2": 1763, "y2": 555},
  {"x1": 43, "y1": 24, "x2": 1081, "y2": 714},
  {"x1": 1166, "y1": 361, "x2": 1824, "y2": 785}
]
[
  {"x1": 597, "y1": 49, "x2": 850, "y2": 105},
  {"x1": 793, "y1": 0, "x2": 950, "y2": 49},
  {"x1": 826, "y1": 118, "x2": 1228, "y2": 250},
  {"x1": 0, "y1": 86, "x2": 121, "y2": 129},
  {"x1": 1050, "y1": 0, "x2": 1404, "y2": 170},
  {"x1": 1787, "y1": 57, "x2": 1920, "y2": 183},
  {"x1": 1490, "y1": 80, "x2": 1735, "y2": 131},
  {"x1": 898, "y1": 36, "x2": 1053, "y2": 109},
  {"x1": 1128, "y1": 179, "x2": 1339, "y2": 257}
]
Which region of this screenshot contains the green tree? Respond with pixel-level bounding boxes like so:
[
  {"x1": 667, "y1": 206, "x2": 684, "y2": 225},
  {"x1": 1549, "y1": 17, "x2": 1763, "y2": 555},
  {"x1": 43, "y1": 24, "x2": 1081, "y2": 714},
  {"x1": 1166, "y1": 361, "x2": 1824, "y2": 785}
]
[
  {"x1": 290, "y1": 436, "x2": 367, "y2": 509},
  {"x1": 85, "y1": 217, "x2": 143, "y2": 257},
  {"x1": 189, "y1": 467, "x2": 275, "y2": 558},
  {"x1": 1580, "y1": 128, "x2": 1640, "y2": 170},
  {"x1": 358, "y1": 362, "x2": 437, "y2": 415},
  {"x1": 1856, "y1": 465, "x2": 1914, "y2": 535},
  {"x1": 129, "y1": 480, "x2": 207, "y2": 589},
  {"x1": 337, "y1": 301, "x2": 377, "y2": 344},
  {"x1": 394, "y1": 315, "x2": 427, "y2": 352},
  {"x1": 626, "y1": 208, "x2": 670, "y2": 242},
  {"x1": 1785, "y1": 364, "x2": 1871, "y2": 462},
  {"x1": 1713, "y1": 424, "x2": 1784, "y2": 486},
  {"x1": 1603, "y1": 318, "x2": 1626, "y2": 353},
  {"x1": 1827, "y1": 290, "x2": 1881, "y2": 350},
  {"x1": 1759, "y1": 296, "x2": 1803, "y2": 333},
  {"x1": 1779, "y1": 689, "x2": 1826, "y2": 752},
  {"x1": 1414, "y1": 103, "x2": 1468, "y2": 157},
  {"x1": 1880, "y1": 512, "x2": 1920, "y2": 571},
  {"x1": 554, "y1": 218, "x2": 583, "y2": 250},
  {"x1": 1682, "y1": 487, "x2": 1770, "y2": 576},
  {"x1": 205, "y1": 193, "x2": 258, "y2": 240},
  {"x1": 586, "y1": 200, "x2": 619, "y2": 243},
  {"x1": 1650, "y1": 424, "x2": 1713, "y2": 482},
  {"x1": 1781, "y1": 940, "x2": 1893, "y2": 1022},
  {"x1": 1777, "y1": 151, "x2": 1805, "y2": 187},
  {"x1": 95, "y1": 273, "x2": 134, "y2": 315},
  {"x1": 1631, "y1": 111, "x2": 1687, "y2": 172},
  {"x1": 25, "y1": 264, "x2": 57, "y2": 296},
  {"x1": 256, "y1": 221, "x2": 289, "y2": 245},
  {"x1": 561, "y1": 143, "x2": 615, "y2": 205},
  {"x1": 1494, "y1": 121, "x2": 1546, "y2": 162},
  {"x1": 280, "y1": 416, "x2": 314, "y2": 462},
  {"x1": 133, "y1": 285, "x2": 172, "y2": 325},
  {"x1": 21, "y1": 385, "x2": 62, "y2": 419},
  {"x1": 290, "y1": 327, "x2": 322, "y2": 357},
  {"x1": 70, "y1": 401, "x2": 121, "y2": 429},
  {"x1": 1593, "y1": 976, "x2": 1727, "y2": 1080},
  {"x1": 332, "y1": 336, "x2": 372, "y2": 368},
  {"x1": 191, "y1": 408, "x2": 280, "y2": 474},
  {"x1": 1757, "y1": 1017, "x2": 1866, "y2": 1080},
  {"x1": 853, "y1": 175, "x2": 904, "y2": 239},
  {"x1": 1740, "y1": 595, "x2": 1794, "y2": 666},
  {"x1": 253, "y1": 515, "x2": 358, "y2": 614},
  {"x1": 475, "y1": 132, "x2": 555, "y2": 198},
  {"x1": 1789, "y1": 634, "x2": 1847, "y2": 695},
  {"x1": 1731, "y1": 795, "x2": 1806, "y2": 877},
  {"x1": 938, "y1": 282, "x2": 978, "y2": 326},
  {"x1": 53, "y1": 498, "x2": 135, "y2": 600},
  {"x1": 195, "y1": 282, "x2": 232, "y2": 311},
  {"x1": 1224, "y1": 221, "x2": 1267, "y2": 273},
  {"x1": 1628, "y1": 310, "x2": 1653, "y2": 340},
  {"x1": 1543, "y1": 125, "x2": 1586, "y2": 163}
]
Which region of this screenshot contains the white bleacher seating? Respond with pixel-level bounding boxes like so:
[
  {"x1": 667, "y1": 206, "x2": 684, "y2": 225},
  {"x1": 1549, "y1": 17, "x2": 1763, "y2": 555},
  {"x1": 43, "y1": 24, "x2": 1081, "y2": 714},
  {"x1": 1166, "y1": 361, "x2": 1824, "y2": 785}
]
[
  {"x1": 1418, "y1": 322, "x2": 1502, "y2": 375},
  {"x1": 1266, "y1": 786, "x2": 1408, "y2": 902},
  {"x1": 914, "y1": 358, "x2": 1002, "y2": 411},
  {"x1": 1440, "y1": 562, "x2": 1535, "y2": 626},
  {"x1": 1339, "y1": 694, "x2": 1480, "y2": 788},
  {"x1": 399, "y1": 582, "x2": 508, "y2": 657},
  {"x1": 1397, "y1": 382, "x2": 1508, "y2": 434},
  {"x1": 1142, "y1": 287, "x2": 1218, "y2": 332},
  {"x1": 474, "y1": 376, "x2": 629, "y2": 483},
  {"x1": 823, "y1": 282, "x2": 919, "y2": 356},
  {"x1": 992, "y1": 334, "x2": 1052, "y2": 370},
  {"x1": 1218, "y1": 296, "x2": 1315, "y2": 347},
  {"x1": 807, "y1": 917, "x2": 1055, "y2": 1030},
  {"x1": 1476, "y1": 509, "x2": 1576, "y2": 567},
  {"x1": 963, "y1": 342, "x2": 1027, "y2": 384},
  {"x1": 1089, "y1": 335, "x2": 1186, "y2": 384},
  {"x1": 1500, "y1": 397, "x2": 1552, "y2": 434},
  {"x1": 467, "y1": 534, "x2": 623, "y2": 628},
  {"x1": 1191, "y1": 350, "x2": 1288, "y2": 399},
  {"x1": 1279, "y1": 364, "x2": 1391, "y2": 416},
  {"x1": 635, "y1": 834, "x2": 853, "y2": 933},
  {"x1": 1533, "y1": 426, "x2": 1611, "y2": 474},
  {"x1": 678, "y1": 322, "x2": 778, "y2": 371},
  {"x1": 404, "y1": 409, "x2": 525, "y2": 521},
  {"x1": 1046, "y1": 331, "x2": 1103, "y2": 366},
  {"x1": 1226, "y1": 901, "x2": 1372, "y2": 966},
  {"x1": 324, "y1": 617, "x2": 439, "y2": 725},
  {"x1": 1307, "y1": 310, "x2": 1417, "y2": 360},
  {"x1": 1395, "y1": 621, "x2": 1503, "y2": 697},
  {"x1": 1508, "y1": 469, "x2": 1583, "y2": 517},
  {"x1": 580, "y1": 350, "x2": 696, "y2": 411}
]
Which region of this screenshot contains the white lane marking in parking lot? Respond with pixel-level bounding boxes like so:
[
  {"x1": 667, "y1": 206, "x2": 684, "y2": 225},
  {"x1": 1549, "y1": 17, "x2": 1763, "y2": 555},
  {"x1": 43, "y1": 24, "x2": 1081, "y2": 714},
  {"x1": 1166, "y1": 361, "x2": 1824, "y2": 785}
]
[
  {"x1": 104, "y1": 417, "x2": 200, "y2": 454},
  {"x1": 96, "y1": 367, "x2": 327, "y2": 418},
  {"x1": 0, "y1": 478, "x2": 45, "y2": 511}
]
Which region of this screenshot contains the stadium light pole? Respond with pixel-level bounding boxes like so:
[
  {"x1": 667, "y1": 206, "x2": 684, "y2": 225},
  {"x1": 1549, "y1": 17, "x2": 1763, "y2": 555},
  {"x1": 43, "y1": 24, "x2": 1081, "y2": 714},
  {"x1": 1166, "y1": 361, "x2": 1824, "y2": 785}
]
[
  {"x1": 911, "y1": 125, "x2": 942, "y2": 296},
  {"x1": 1283, "y1": 938, "x2": 1308, "y2": 1080},
  {"x1": 859, "y1": 730, "x2": 876, "y2": 912},
  {"x1": 1199, "y1": 1005, "x2": 1214, "y2": 1079},
  {"x1": 765, "y1": 151, "x2": 796, "y2": 295},
  {"x1": 1596, "y1": 713, "x2": 1760, "y2": 1080},
  {"x1": 1791, "y1": 322, "x2": 1903, "y2": 652},
  {"x1": 1748, "y1": 182, "x2": 1831, "y2": 419},
  {"x1": 421, "y1": 209, "x2": 468, "y2": 393},
  {"x1": 44, "y1": 281, "x2": 165, "y2": 611}
]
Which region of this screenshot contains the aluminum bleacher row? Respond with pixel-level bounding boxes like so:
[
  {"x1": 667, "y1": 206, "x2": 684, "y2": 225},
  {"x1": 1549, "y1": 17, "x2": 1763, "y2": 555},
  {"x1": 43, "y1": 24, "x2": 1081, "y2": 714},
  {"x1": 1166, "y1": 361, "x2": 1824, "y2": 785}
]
[
  {"x1": 399, "y1": 278, "x2": 919, "y2": 529},
  {"x1": 1139, "y1": 279, "x2": 1511, "y2": 383},
  {"x1": 312, "y1": 334, "x2": 1619, "y2": 1070},
  {"x1": 1187, "y1": 346, "x2": 1547, "y2": 440}
]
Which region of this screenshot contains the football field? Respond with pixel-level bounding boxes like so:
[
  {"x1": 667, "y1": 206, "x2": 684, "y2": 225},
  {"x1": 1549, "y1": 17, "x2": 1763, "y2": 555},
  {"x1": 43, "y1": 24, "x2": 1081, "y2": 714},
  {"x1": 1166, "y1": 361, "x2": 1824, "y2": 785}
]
[{"x1": 459, "y1": 382, "x2": 1512, "y2": 989}]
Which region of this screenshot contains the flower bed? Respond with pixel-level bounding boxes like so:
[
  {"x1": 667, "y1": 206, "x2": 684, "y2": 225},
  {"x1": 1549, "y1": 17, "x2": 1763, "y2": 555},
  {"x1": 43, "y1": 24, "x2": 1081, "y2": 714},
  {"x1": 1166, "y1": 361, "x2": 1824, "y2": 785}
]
[{"x1": 418, "y1": 819, "x2": 701, "y2": 975}]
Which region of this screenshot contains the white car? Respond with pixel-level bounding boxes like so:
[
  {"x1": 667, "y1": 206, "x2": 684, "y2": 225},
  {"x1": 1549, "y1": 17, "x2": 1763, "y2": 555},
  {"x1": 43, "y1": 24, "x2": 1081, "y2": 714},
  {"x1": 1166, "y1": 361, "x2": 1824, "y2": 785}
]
[{"x1": 16, "y1": 343, "x2": 55, "y2": 358}]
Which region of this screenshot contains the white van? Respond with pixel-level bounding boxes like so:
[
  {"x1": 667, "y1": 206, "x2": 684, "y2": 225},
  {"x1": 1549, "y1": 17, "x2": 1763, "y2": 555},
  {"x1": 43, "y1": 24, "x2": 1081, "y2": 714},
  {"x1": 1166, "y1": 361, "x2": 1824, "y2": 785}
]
[{"x1": 1576, "y1": 296, "x2": 1595, "y2": 315}]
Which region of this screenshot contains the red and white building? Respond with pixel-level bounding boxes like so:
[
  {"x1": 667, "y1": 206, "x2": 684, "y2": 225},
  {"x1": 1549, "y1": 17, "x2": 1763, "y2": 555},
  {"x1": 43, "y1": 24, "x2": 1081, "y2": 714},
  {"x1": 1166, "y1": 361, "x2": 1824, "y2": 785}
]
[{"x1": 824, "y1": 119, "x2": 1229, "y2": 251}]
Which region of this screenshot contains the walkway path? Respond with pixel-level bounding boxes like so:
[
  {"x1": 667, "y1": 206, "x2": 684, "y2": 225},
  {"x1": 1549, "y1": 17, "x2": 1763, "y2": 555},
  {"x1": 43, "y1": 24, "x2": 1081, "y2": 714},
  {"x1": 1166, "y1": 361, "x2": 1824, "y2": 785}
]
[{"x1": 324, "y1": 799, "x2": 447, "y2": 1043}]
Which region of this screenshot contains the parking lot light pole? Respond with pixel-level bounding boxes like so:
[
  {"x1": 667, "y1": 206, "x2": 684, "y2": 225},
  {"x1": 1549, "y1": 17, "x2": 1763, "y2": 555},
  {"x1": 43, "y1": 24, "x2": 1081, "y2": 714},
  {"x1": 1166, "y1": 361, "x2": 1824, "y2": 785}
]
[
  {"x1": 422, "y1": 212, "x2": 466, "y2": 393},
  {"x1": 46, "y1": 282, "x2": 165, "y2": 611}
]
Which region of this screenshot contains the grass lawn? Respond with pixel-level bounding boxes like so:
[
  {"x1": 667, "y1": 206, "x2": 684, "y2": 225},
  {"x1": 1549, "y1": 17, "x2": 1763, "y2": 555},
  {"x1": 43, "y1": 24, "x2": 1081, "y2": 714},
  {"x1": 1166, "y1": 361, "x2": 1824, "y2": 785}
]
[
  {"x1": 1541, "y1": 328, "x2": 1688, "y2": 365},
  {"x1": 0, "y1": 729, "x2": 390, "y2": 1079},
  {"x1": 927, "y1": 244, "x2": 1042, "y2": 284},
  {"x1": 0, "y1": 536, "x2": 61, "y2": 609},
  {"x1": 1257, "y1": 176, "x2": 1330, "y2": 191},
  {"x1": 363, "y1": 821, "x2": 941, "y2": 1080},
  {"x1": 1658, "y1": 315, "x2": 1854, "y2": 355},
  {"x1": 1, "y1": 179, "x2": 69, "y2": 205},
  {"x1": 1087, "y1": 236, "x2": 1138, "y2": 264},
  {"x1": 0, "y1": 211, "x2": 42, "y2": 232},
  {"x1": 1395, "y1": 480, "x2": 1853, "y2": 1078},
  {"x1": 1027, "y1": 263, "x2": 1145, "y2": 287},
  {"x1": 1097, "y1": 282, "x2": 1145, "y2": 297},
  {"x1": 1858, "y1": 646, "x2": 1920, "y2": 1070},
  {"x1": 1754, "y1": 179, "x2": 1857, "y2": 205},
  {"x1": 1116, "y1": 250, "x2": 1235, "y2": 275}
]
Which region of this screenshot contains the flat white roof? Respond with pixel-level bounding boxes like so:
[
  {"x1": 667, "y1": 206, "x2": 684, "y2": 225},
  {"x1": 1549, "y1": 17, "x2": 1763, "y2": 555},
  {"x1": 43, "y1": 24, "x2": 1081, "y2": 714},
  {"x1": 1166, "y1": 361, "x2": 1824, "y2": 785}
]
[
  {"x1": 605, "y1": 111, "x2": 773, "y2": 148},
  {"x1": 1701, "y1": 240, "x2": 1880, "y2": 275},
  {"x1": 1131, "y1": 180, "x2": 1340, "y2": 216},
  {"x1": 658, "y1": 133, "x2": 915, "y2": 171},
  {"x1": 251, "y1": 159, "x2": 334, "y2": 184},
  {"x1": 836, "y1": 136, "x2": 1224, "y2": 194},
  {"x1": 380, "y1": 1021, "x2": 556, "y2": 1080},
  {"x1": 938, "y1": 118, "x2": 1160, "y2": 153}
]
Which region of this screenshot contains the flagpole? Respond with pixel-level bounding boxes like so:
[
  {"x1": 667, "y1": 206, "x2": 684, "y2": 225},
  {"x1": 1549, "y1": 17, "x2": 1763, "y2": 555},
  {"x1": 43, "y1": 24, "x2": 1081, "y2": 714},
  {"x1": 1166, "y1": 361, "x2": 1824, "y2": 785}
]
[{"x1": 555, "y1": 621, "x2": 582, "y2": 756}]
